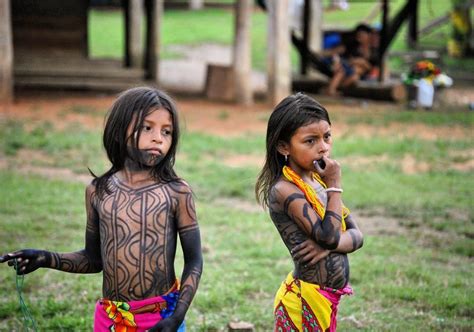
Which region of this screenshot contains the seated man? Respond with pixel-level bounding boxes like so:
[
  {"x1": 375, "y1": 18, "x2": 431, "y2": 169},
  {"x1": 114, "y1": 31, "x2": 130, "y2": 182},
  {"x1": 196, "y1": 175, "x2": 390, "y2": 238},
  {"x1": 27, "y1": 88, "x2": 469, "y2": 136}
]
[
  {"x1": 321, "y1": 33, "x2": 359, "y2": 96},
  {"x1": 344, "y1": 24, "x2": 380, "y2": 81}
]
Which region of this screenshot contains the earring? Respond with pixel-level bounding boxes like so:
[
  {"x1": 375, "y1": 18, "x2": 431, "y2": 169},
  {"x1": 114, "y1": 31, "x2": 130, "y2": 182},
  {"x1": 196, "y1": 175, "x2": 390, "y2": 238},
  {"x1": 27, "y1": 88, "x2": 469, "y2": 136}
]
[{"x1": 285, "y1": 155, "x2": 288, "y2": 164}]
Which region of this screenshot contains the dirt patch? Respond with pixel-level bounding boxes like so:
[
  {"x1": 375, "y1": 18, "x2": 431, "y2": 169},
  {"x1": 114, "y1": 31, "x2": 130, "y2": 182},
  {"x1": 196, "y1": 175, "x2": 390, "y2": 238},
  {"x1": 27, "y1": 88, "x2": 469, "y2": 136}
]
[
  {"x1": 338, "y1": 122, "x2": 472, "y2": 141},
  {"x1": 178, "y1": 98, "x2": 270, "y2": 137},
  {"x1": 5, "y1": 93, "x2": 472, "y2": 142},
  {"x1": 222, "y1": 154, "x2": 265, "y2": 168},
  {"x1": 400, "y1": 154, "x2": 431, "y2": 174},
  {"x1": 352, "y1": 211, "x2": 406, "y2": 237}
]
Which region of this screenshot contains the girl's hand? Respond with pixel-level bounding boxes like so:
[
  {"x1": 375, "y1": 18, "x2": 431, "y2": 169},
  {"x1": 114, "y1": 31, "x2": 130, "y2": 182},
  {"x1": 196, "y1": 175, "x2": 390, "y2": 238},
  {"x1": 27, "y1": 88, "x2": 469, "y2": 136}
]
[
  {"x1": 291, "y1": 239, "x2": 330, "y2": 267},
  {"x1": 0, "y1": 249, "x2": 49, "y2": 275},
  {"x1": 314, "y1": 156, "x2": 341, "y2": 188},
  {"x1": 148, "y1": 316, "x2": 182, "y2": 332}
]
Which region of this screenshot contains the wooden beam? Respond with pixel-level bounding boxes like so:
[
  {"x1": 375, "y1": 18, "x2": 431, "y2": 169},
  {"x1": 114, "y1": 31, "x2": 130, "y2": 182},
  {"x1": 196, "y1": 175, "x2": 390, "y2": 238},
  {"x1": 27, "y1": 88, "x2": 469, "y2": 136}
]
[
  {"x1": 144, "y1": 0, "x2": 163, "y2": 82},
  {"x1": 407, "y1": 0, "x2": 418, "y2": 49},
  {"x1": 233, "y1": 0, "x2": 253, "y2": 105},
  {"x1": 301, "y1": 0, "x2": 310, "y2": 75},
  {"x1": 0, "y1": 0, "x2": 13, "y2": 104},
  {"x1": 301, "y1": 0, "x2": 323, "y2": 75},
  {"x1": 292, "y1": 77, "x2": 406, "y2": 102},
  {"x1": 418, "y1": 14, "x2": 449, "y2": 36},
  {"x1": 380, "y1": 0, "x2": 417, "y2": 56},
  {"x1": 125, "y1": 0, "x2": 143, "y2": 68},
  {"x1": 308, "y1": 0, "x2": 323, "y2": 55},
  {"x1": 267, "y1": 0, "x2": 291, "y2": 106},
  {"x1": 378, "y1": 0, "x2": 389, "y2": 82}
]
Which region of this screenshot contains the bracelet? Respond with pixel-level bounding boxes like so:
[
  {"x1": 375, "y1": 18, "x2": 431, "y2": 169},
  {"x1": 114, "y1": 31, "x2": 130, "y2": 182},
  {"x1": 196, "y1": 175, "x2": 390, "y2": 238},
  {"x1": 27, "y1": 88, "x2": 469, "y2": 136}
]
[{"x1": 326, "y1": 187, "x2": 343, "y2": 193}]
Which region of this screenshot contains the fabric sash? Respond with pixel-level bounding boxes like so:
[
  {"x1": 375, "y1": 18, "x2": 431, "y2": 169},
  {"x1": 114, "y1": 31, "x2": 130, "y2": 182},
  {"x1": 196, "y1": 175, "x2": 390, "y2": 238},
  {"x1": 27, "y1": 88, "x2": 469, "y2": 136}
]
[
  {"x1": 274, "y1": 272, "x2": 352, "y2": 332},
  {"x1": 94, "y1": 280, "x2": 184, "y2": 332}
]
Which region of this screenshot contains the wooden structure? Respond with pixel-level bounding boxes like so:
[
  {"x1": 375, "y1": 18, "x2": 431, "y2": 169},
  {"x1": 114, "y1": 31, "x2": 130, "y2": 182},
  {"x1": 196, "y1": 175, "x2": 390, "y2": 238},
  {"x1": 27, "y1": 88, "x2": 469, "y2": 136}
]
[
  {"x1": 0, "y1": 0, "x2": 423, "y2": 105},
  {"x1": 0, "y1": 0, "x2": 258, "y2": 105},
  {"x1": 266, "y1": 0, "x2": 291, "y2": 106},
  {"x1": 8, "y1": 0, "x2": 163, "y2": 96}
]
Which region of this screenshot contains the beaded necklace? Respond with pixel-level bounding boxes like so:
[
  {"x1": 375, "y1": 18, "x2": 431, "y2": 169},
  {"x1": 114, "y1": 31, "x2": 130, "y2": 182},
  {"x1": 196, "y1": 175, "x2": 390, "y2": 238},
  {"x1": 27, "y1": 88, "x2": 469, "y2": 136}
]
[{"x1": 282, "y1": 165, "x2": 347, "y2": 231}]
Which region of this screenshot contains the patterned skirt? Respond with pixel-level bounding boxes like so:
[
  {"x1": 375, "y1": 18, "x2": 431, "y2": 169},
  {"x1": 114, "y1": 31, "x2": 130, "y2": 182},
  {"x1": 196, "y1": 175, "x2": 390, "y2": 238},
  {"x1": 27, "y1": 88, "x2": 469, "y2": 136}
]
[
  {"x1": 94, "y1": 280, "x2": 185, "y2": 332},
  {"x1": 274, "y1": 272, "x2": 352, "y2": 332}
]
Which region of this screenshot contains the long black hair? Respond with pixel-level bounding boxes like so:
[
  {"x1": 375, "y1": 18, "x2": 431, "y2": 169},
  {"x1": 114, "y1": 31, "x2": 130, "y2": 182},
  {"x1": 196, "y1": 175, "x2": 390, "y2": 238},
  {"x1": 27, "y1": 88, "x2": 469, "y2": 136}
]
[
  {"x1": 255, "y1": 92, "x2": 331, "y2": 208},
  {"x1": 93, "y1": 87, "x2": 181, "y2": 198}
]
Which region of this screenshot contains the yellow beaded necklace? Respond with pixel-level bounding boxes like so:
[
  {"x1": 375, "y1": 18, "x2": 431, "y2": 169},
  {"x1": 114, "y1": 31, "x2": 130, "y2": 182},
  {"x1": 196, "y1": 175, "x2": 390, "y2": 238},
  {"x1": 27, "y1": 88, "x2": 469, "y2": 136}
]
[{"x1": 282, "y1": 165, "x2": 347, "y2": 231}]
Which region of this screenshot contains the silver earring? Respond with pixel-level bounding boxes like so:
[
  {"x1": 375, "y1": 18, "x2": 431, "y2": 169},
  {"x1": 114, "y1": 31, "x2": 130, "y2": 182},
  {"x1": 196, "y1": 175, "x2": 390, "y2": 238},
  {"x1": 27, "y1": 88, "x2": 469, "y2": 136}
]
[{"x1": 285, "y1": 155, "x2": 288, "y2": 163}]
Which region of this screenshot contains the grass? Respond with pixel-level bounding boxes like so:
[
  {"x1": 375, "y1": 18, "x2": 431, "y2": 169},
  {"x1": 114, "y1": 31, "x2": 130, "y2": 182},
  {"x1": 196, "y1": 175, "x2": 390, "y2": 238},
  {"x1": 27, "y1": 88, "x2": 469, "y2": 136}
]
[{"x1": 0, "y1": 103, "x2": 473, "y2": 330}]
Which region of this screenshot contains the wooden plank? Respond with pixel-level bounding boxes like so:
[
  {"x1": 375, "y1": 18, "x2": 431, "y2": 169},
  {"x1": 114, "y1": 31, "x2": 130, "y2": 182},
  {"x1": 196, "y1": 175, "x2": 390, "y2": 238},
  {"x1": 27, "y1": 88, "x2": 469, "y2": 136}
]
[
  {"x1": 11, "y1": 1, "x2": 89, "y2": 55},
  {"x1": 418, "y1": 14, "x2": 449, "y2": 36},
  {"x1": 292, "y1": 77, "x2": 406, "y2": 102},
  {"x1": 14, "y1": 66, "x2": 145, "y2": 80},
  {"x1": 14, "y1": 76, "x2": 156, "y2": 92},
  {"x1": 14, "y1": 56, "x2": 147, "y2": 94},
  {"x1": 11, "y1": 0, "x2": 87, "y2": 16},
  {"x1": 342, "y1": 81, "x2": 406, "y2": 101}
]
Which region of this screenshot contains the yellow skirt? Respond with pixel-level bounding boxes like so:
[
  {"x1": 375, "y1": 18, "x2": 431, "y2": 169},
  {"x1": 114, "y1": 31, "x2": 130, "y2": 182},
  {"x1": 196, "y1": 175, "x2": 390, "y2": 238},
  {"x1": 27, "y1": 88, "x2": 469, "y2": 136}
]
[{"x1": 273, "y1": 272, "x2": 352, "y2": 332}]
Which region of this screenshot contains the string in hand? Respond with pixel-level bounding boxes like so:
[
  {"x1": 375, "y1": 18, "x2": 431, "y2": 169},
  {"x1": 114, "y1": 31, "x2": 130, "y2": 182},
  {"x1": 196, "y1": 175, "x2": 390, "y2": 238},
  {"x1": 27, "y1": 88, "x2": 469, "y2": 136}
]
[{"x1": 14, "y1": 258, "x2": 38, "y2": 332}]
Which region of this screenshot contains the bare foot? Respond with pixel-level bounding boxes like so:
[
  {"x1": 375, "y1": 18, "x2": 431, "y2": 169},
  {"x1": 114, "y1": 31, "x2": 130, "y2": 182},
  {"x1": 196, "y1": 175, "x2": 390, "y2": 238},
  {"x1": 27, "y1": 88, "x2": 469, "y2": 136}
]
[{"x1": 324, "y1": 88, "x2": 342, "y2": 97}]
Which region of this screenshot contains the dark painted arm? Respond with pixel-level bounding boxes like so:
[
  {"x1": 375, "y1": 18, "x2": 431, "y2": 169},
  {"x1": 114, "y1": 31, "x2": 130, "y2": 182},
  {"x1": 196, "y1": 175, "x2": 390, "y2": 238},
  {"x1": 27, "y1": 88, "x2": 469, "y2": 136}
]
[
  {"x1": 150, "y1": 182, "x2": 202, "y2": 331},
  {"x1": 0, "y1": 183, "x2": 102, "y2": 274}
]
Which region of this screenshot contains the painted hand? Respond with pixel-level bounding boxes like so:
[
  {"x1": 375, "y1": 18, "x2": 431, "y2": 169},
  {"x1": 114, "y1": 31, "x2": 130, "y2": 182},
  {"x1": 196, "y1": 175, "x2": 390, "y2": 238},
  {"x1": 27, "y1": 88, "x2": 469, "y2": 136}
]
[
  {"x1": 0, "y1": 249, "x2": 50, "y2": 275},
  {"x1": 314, "y1": 156, "x2": 341, "y2": 188},
  {"x1": 148, "y1": 316, "x2": 182, "y2": 332},
  {"x1": 291, "y1": 239, "x2": 330, "y2": 267}
]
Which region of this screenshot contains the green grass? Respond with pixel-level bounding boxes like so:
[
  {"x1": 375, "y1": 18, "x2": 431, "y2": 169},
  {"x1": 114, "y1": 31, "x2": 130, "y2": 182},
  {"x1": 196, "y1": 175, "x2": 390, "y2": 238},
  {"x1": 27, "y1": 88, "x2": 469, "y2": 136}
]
[
  {"x1": 342, "y1": 109, "x2": 474, "y2": 127},
  {"x1": 0, "y1": 104, "x2": 473, "y2": 330}
]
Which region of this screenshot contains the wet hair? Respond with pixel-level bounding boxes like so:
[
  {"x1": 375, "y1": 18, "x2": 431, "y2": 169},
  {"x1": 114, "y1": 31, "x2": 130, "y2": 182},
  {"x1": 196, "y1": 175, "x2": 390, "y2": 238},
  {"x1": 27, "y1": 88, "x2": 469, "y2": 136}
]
[
  {"x1": 255, "y1": 92, "x2": 331, "y2": 208},
  {"x1": 92, "y1": 87, "x2": 180, "y2": 198}
]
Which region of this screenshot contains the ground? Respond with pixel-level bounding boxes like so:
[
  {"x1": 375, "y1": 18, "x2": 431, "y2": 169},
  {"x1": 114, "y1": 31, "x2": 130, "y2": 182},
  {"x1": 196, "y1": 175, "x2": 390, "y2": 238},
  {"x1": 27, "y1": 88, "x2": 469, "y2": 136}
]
[{"x1": 2, "y1": 89, "x2": 472, "y2": 238}]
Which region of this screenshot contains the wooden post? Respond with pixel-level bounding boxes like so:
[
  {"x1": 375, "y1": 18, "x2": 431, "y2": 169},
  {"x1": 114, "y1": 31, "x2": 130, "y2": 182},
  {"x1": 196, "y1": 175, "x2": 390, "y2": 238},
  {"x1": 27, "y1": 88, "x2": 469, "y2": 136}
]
[
  {"x1": 0, "y1": 0, "x2": 13, "y2": 105},
  {"x1": 407, "y1": 0, "x2": 418, "y2": 49},
  {"x1": 301, "y1": 0, "x2": 310, "y2": 75},
  {"x1": 233, "y1": 0, "x2": 253, "y2": 105},
  {"x1": 300, "y1": 0, "x2": 323, "y2": 76},
  {"x1": 267, "y1": 0, "x2": 291, "y2": 106},
  {"x1": 144, "y1": 0, "x2": 163, "y2": 82},
  {"x1": 378, "y1": 0, "x2": 389, "y2": 82},
  {"x1": 125, "y1": 0, "x2": 143, "y2": 68},
  {"x1": 189, "y1": 0, "x2": 203, "y2": 10},
  {"x1": 308, "y1": 0, "x2": 323, "y2": 67}
]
